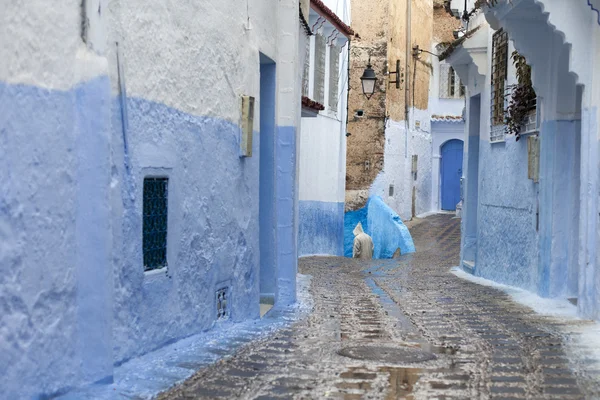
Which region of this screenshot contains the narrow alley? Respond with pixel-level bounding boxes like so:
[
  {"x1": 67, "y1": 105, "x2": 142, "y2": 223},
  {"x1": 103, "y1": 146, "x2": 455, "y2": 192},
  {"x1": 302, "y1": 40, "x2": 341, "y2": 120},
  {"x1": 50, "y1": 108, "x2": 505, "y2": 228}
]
[{"x1": 159, "y1": 214, "x2": 599, "y2": 399}]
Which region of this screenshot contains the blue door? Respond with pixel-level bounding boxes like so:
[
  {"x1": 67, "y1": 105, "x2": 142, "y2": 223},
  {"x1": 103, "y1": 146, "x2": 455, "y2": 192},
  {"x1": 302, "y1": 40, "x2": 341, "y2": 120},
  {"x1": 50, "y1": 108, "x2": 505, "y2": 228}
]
[{"x1": 441, "y1": 139, "x2": 464, "y2": 211}]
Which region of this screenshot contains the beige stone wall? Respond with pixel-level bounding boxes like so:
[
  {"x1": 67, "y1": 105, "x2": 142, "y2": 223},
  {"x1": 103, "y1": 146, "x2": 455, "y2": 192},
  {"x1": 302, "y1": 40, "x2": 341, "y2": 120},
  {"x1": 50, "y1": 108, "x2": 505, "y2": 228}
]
[
  {"x1": 433, "y1": 2, "x2": 462, "y2": 44},
  {"x1": 408, "y1": 0, "x2": 434, "y2": 112},
  {"x1": 346, "y1": 0, "x2": 450, "y2": 199},
  {"x1": 346, "y1": 0, "x2": 389, "y2": 190}
]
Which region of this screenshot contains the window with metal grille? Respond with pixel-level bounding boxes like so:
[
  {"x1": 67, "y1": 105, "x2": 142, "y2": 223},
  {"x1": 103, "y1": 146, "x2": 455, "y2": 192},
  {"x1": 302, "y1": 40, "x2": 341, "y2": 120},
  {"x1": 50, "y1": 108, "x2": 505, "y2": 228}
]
[
  {"x1": 313, "y1": 33, "x2": 326, "y2": 104},
  {"x1": 143, "y1": 177, "x2": 168, "y2": 271},
  {"x1": 328, "y1": 44, "x2": 340, "y2": 113},
  {"x1": 490, "y1": 29, "x2": 509, "y2": 141},
  {"x1": 302, "y1": 38, "x2": 311, "y2": 97},
  {"x1": 439, "y1": 63, "x2": 464, "y2": 99}
]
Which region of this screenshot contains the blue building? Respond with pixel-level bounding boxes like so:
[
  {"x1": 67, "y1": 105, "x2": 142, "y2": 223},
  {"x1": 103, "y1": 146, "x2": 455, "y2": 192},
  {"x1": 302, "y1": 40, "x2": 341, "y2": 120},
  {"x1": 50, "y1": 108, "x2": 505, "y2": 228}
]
[
  {"x1": 0, "y1": 0, "x2": 304, "y2": 397},
  {"x1": 445, "y1": 0, "x2": 600, "y2": 321}
]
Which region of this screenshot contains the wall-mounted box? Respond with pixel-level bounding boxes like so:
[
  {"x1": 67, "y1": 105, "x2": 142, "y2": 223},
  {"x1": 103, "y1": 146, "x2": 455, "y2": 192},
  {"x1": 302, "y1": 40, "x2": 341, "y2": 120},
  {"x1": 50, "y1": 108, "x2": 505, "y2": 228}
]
[
  {"x1": 527, "y1": 135, "x2": 539, "y2": 183},
  {"x1": 240, "y1": 95, "x2": 255, "y2": 157}
]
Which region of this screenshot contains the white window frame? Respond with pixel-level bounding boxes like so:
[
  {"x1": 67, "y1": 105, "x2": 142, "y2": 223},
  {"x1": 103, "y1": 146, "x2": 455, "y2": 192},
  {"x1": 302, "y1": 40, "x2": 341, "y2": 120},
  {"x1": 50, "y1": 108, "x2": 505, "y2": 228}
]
[{"x1": 439, "y1": 63, "x2": 464, "y2": 99}]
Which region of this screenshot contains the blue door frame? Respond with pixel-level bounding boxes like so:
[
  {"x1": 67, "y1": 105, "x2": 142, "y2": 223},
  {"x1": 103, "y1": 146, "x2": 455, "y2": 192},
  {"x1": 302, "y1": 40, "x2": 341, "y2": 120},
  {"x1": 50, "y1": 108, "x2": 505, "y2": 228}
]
[{"x1": 441, "y1": 139, "x2": 464, "y2": 211}]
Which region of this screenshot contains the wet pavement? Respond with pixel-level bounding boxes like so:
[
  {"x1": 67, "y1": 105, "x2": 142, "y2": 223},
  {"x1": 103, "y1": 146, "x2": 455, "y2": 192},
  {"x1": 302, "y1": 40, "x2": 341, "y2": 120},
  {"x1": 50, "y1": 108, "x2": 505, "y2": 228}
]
[{"x1": 158, "y1": 214, "x2": 600, "y2": 399}]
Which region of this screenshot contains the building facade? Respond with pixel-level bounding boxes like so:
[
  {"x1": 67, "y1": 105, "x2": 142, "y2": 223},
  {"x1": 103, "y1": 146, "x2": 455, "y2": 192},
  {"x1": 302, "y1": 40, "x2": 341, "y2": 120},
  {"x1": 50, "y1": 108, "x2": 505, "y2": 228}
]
[
  {"x1": 0, "y1": 0, "x2": 303, "y2": 397},
  {"x1": 345, "y1": 0, "x2": 435, "y2": 220},
  {"x1": 298, "y1": 0, "x2": 352, "y2": 257},
  {"x1": 446, "y1": 0, "x2": 600, "y2": 321},
  {"x1": 430, "y1": 4, "x2": 466, "y2": 212}
]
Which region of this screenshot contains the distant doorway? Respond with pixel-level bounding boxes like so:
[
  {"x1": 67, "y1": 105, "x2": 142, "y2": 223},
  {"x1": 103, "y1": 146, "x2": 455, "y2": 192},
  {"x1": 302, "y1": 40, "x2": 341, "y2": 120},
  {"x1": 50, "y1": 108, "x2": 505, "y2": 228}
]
[
  {"x1": 441, "y1": 139, "x2": 464, "y2": 211},
  {"x1": 259, "y1": 53, "x2": 276, "y2": 317}
]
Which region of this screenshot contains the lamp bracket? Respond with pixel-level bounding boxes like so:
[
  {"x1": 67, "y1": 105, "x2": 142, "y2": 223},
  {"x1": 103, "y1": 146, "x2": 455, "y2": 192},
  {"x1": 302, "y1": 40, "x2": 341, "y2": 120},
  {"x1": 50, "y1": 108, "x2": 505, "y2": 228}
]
[{"x1": 389, "y1": 59, "x2": 404, "y2": 89}]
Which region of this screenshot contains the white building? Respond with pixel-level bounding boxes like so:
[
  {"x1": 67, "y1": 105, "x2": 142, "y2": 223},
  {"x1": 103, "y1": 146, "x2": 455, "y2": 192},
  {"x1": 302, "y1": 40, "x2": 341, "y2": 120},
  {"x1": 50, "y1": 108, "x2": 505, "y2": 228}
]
[
  {"x1": 298, "y1": 0, "x2": 352, "y2": 256},
  {"x1": 0, "y1": 0, "x2": 303, "y2": 397},
  {"x1": 446, "y1": 0, "x2": 600, "y2": 321},
  {"x1": 429, "y1": 48, "x2": 467, "y2": 212}
]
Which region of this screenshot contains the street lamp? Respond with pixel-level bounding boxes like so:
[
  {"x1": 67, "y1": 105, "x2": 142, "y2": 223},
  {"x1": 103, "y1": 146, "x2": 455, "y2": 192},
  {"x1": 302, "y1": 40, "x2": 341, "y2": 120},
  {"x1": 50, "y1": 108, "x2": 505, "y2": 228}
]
[{"x1": 360, "y1": 57, "x2": 377, "y2": 99}]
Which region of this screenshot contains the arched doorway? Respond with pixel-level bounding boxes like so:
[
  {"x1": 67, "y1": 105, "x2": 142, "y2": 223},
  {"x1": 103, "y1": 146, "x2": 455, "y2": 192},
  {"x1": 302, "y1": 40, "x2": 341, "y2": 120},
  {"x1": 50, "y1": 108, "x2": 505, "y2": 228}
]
[{"x1": 441, "y1": 139, "x2": 464, "y2": 211}]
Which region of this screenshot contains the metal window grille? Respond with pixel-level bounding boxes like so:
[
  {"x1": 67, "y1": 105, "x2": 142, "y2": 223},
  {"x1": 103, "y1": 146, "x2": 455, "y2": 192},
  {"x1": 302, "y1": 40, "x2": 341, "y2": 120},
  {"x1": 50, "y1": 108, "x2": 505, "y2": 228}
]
[
  {"x1": 313, "y1": 33, "x2": 326, "y2": 104},
  {"x1": 328, "y1": 44, "x2": 340, "y2": 113},
  {"x1": 439, "y1": 63, "x2": 464, "y2": 99},
  {"x1": 143, "y1": 177, "x2": 168, "y2": 271},
  {"x1": 490, "y1": 29, "x2": 509, "y2": 141},
  {"x1": 302, "y1": 38, "x2": 311, "y2": 97},
  {"x1": 216, "y1": 287, "x2": 230, "y2": 320}
]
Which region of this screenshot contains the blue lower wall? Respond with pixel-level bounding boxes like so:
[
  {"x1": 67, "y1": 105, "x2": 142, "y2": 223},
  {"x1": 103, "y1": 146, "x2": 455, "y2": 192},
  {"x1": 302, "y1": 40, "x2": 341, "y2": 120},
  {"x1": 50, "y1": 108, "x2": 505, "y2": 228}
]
[
  {"x1": 474, "y1": 134, "x2": 538, "y2": 291},
  {"x1": 275, "y1": 126, "x2": 298, "y2": 305},
  {"x1": 298, "y1": 200, "x2": 344, "y2": 256}
]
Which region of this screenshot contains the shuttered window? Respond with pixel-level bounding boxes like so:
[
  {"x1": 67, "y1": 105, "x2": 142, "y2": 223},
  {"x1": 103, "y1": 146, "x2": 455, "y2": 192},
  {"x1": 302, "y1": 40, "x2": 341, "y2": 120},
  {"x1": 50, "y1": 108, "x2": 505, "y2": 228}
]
[
  {"x1": 439, "y1": 63, "x2": 464, "y2": 99},
  {"x1": 328, "y1": 44, "x2": 340, "y2": 113},
  {"x1": 313, "y1": 33, "x2": 326, "y2": 104},
  {"x1": 302, "y1": 37, "x2": 311, "y2": 97}
]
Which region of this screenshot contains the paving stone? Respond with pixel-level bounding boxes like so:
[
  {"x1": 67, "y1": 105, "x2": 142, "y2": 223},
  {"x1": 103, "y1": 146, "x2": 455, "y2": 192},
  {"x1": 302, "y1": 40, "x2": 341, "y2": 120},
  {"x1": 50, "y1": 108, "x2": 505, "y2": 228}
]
[{"x1": 492, "y1": 376, "x2": 526, "y2": 383}]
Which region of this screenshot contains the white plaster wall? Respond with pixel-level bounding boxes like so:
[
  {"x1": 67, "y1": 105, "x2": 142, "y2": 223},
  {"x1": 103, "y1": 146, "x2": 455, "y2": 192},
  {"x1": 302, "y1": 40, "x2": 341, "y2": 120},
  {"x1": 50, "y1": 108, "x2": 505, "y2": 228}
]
[
  {"x1": 108, "y1": 0, "x2": 278, "y2": 123},
  {"x1": 429, "y1": 44, "x2": 466, "y2": 118},
  {"x1": 299, "y1": 114, "x2": 345, "y2": 203},
  {"x1": 370, "y1": 108, "x2": 433, "y2": 221},
  {"x1": 0, "y1": 0, "x2": 109, "y2": 89}
]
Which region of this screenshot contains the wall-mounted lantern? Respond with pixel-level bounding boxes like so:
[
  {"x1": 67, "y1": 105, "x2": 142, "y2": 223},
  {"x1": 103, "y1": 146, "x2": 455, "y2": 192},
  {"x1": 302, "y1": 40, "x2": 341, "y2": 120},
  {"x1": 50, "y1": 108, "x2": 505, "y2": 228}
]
[
  {"x1": 389, "y1": 60, "x2": 404, "y2": 89},
  {"x1": 360, "y1": 57, "x2": 377, "y2": 99}
]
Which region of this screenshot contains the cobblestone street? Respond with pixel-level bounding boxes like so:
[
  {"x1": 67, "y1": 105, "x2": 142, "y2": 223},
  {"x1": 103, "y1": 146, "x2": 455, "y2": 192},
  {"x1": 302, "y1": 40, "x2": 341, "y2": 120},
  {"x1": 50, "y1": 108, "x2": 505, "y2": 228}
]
[{"x1": 159, "y1": 214, "x2": 600, "y2": 399}]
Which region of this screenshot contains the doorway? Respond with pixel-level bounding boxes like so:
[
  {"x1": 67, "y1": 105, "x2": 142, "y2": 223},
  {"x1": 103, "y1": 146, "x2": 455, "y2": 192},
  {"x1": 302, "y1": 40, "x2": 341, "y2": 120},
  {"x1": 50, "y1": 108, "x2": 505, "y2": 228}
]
[
  {"x1": 259, "y1": 54, "x2": 276, "y2": 317},
  {"x1": 463, "y1": 95, "x2": 481, "y2": 270},
  {"x1": 441, "y1": 139, "x2": 464, "y2": 211}
]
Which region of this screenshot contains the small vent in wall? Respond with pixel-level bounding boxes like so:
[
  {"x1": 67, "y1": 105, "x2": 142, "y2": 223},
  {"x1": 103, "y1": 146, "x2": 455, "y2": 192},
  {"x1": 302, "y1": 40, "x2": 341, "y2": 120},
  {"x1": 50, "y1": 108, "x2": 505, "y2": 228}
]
[
  {"x1": 389, "y1": 184, "x2": 394, "y2": 197},
  {"x1": 355, "y1": 109, "x2": 364, "y2": 117},
  {"x1": 216, "y1": 287, "x2": 230, "y2": 320}
]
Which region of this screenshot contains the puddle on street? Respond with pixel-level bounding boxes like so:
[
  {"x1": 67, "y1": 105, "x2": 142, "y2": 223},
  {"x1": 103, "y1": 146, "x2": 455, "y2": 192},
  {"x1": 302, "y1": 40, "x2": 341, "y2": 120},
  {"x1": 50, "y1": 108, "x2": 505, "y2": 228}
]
[
  {"x1": 380, "y1": 366, "x2": 422, "y2": 399},
  {"x1": 338, "y1": 367, "x2": 422, "y2": 399},
  {"x1": 418, "y1": 342, "x2": 458, "y2": 355}
]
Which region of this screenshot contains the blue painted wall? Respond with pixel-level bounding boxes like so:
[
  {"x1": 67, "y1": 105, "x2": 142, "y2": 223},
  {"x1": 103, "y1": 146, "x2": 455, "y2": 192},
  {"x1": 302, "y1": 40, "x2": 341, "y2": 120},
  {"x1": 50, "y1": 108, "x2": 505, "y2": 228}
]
[
  {"x1": 298, "y1": 201, "x2": 344, "y2": 256},
  {"x1": 367, "y1": 197, "x2": 416, "y2": 258},
  {"x1": 0, "y1": 78, "x2": 113, "y2": 398},
  {"x1": 275, "y1": 126, "x2": 298, "y2": 305},
  {"x1": 537, "y1": 120, "x2": 581, "y2": 299},
  {"x1": 110, "y1": 95, "x2": 264, "y2": 366},
  {"x1": 474, "y1": 135, "x2": 538, "y2": 291}
]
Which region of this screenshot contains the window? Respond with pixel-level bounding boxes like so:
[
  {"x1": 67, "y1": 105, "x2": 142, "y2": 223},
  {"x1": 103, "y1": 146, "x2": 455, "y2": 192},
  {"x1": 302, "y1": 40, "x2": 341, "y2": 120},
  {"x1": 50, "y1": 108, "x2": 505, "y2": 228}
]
[
  {"x1": 328, "y1": 44, "x2": 340, "y2": 112},
  {"x1": 313, "y1": 33, "x2": 326, "y2": 104},
  {"x1": 439, "y1": 63, "x2": 464, "y2": 99},
  {"x1": 491, "y1": 29, "x2": 509, "y2": 141},
  {"x1": 302, "y1": 38, "x2": 311, "y2": 97},
  {"x1": 143, "y1": 177, "x2": 168, "y2": 271}
]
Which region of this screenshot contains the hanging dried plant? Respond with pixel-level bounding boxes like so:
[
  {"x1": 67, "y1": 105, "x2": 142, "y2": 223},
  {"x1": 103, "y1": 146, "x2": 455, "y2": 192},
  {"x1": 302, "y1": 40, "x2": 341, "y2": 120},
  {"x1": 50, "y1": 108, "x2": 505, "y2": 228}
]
[{"x1": 505, "y1": 51, "x2": 537, "y2": 140}]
